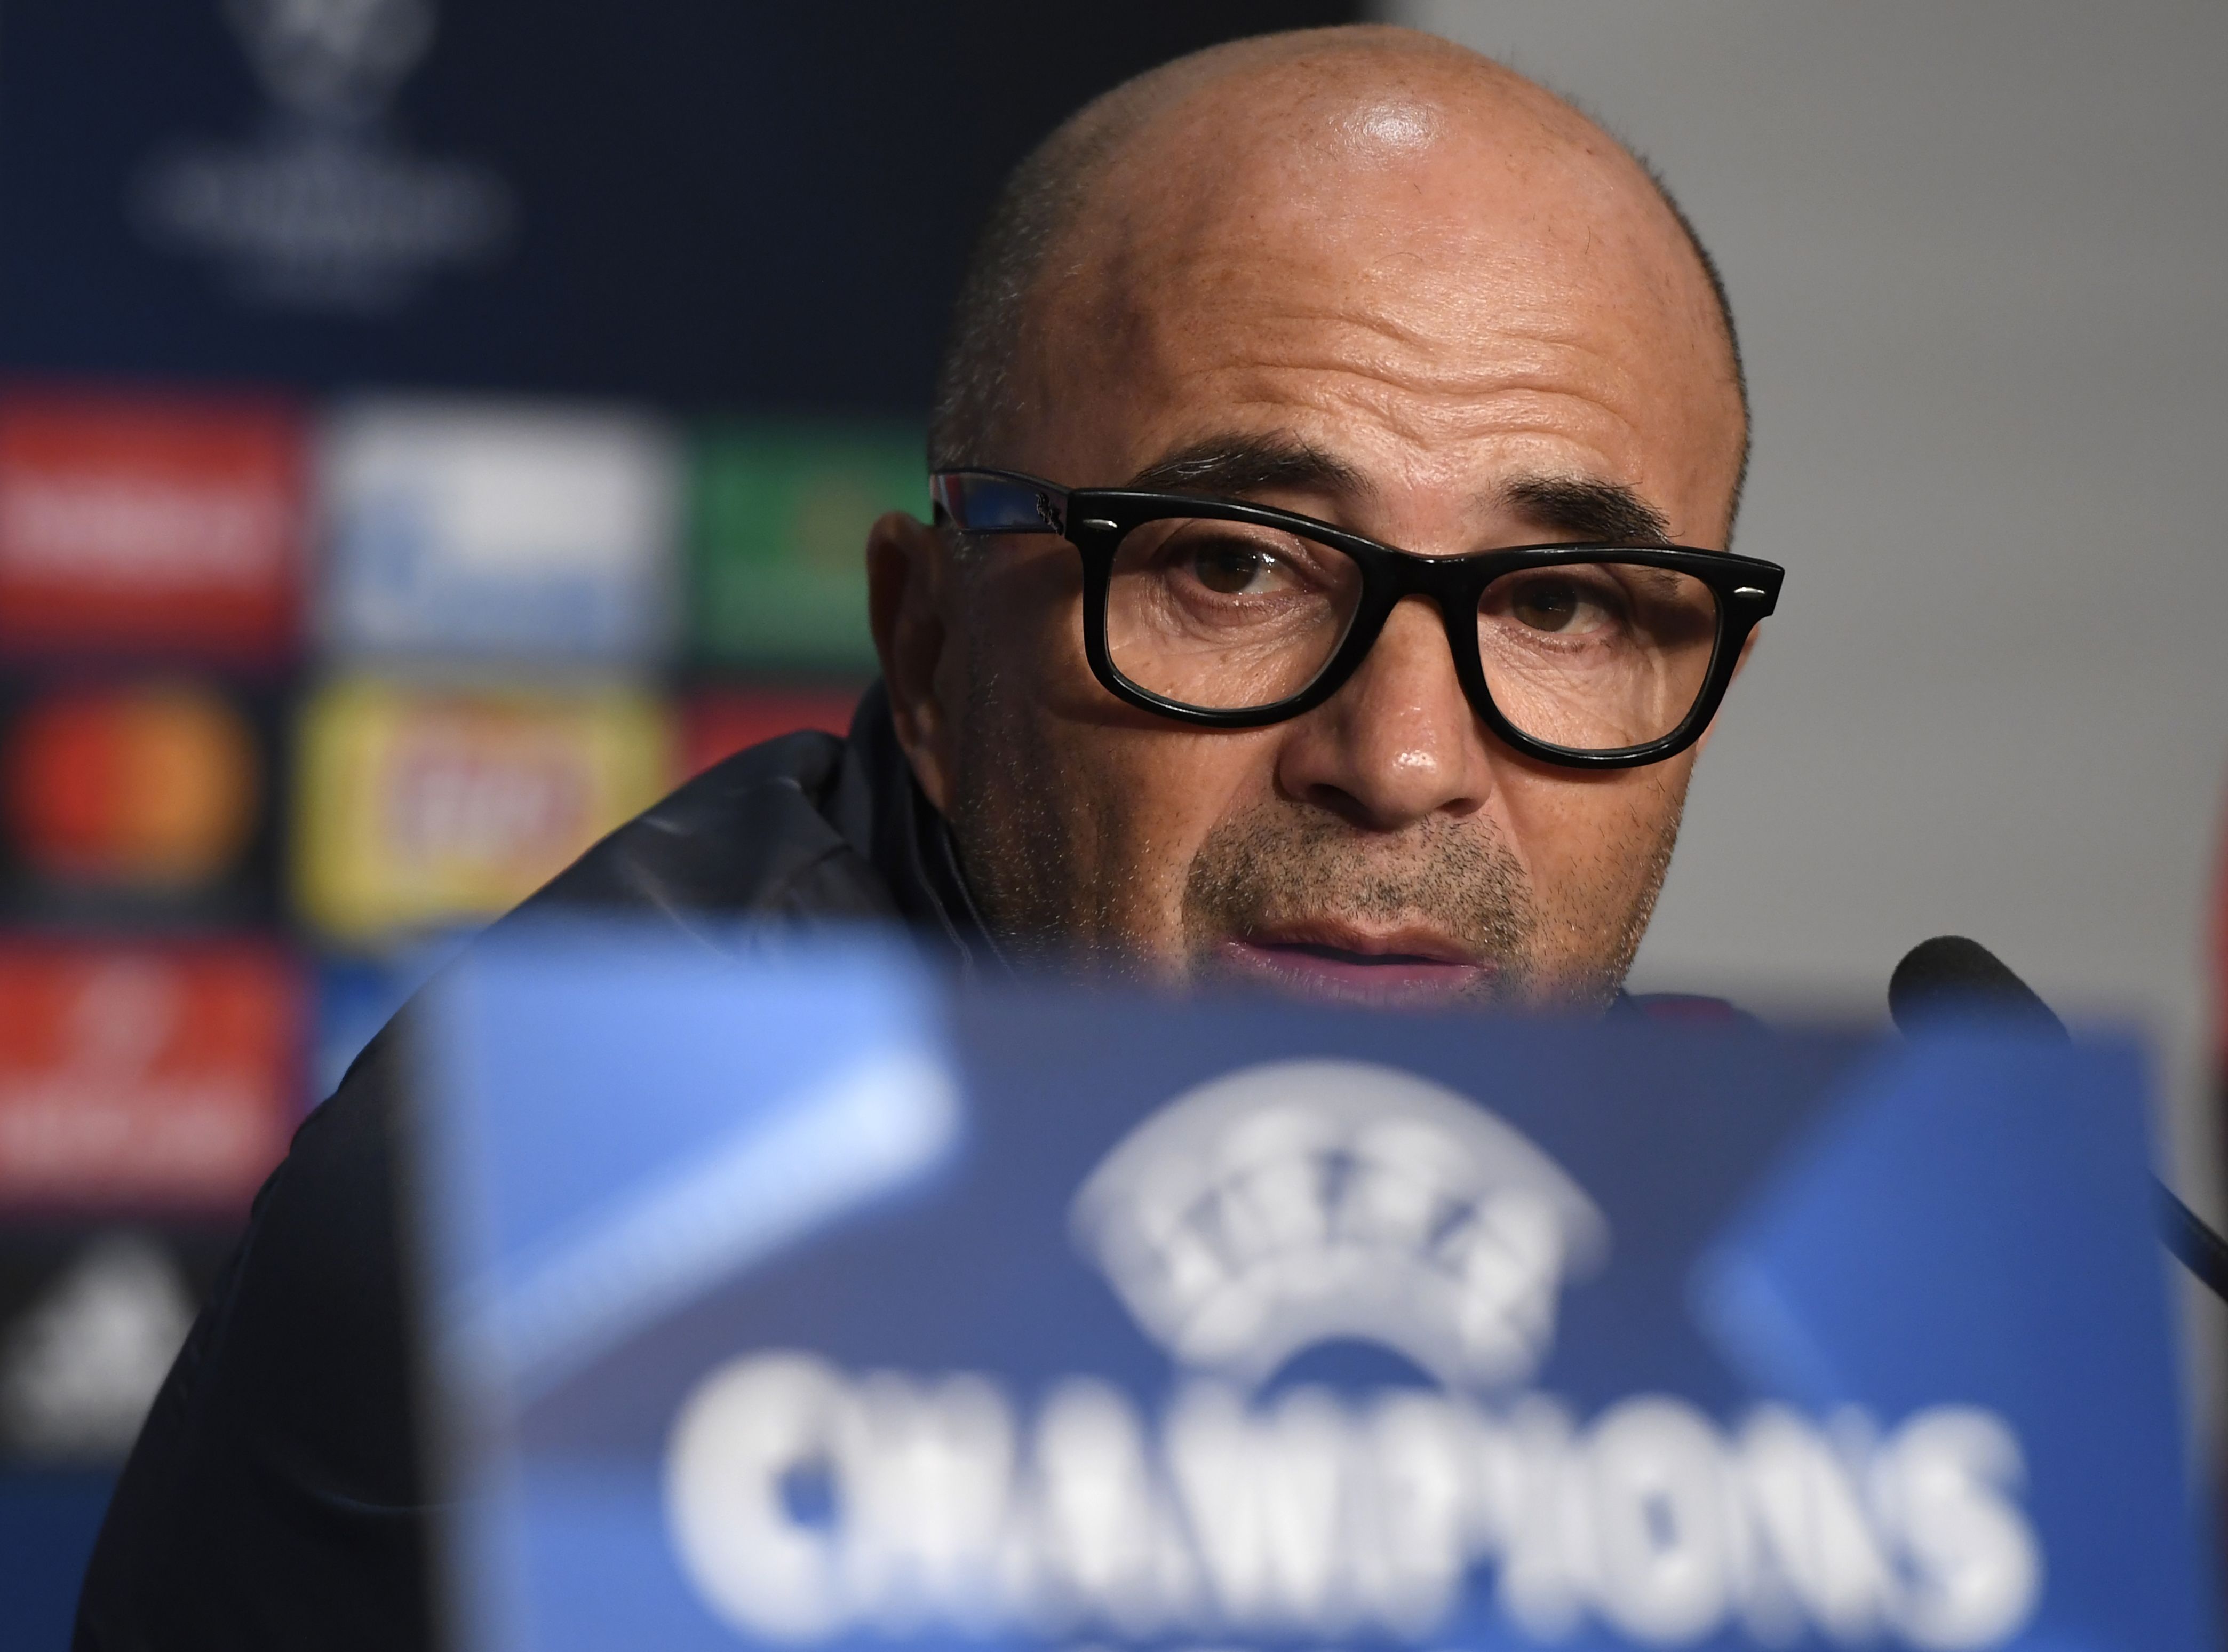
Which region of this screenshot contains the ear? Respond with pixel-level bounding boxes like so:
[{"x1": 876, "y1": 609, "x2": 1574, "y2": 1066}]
[
  {"x1": 1691, "y1": 625, "x2": 1762, "y2": 758},
  {"x1": 867, "y1": 510, "x2": 958, "y2": 812}
]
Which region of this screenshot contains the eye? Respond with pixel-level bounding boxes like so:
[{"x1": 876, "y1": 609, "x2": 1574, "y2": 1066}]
[
  {"x1": 1509, "y1": 576, "x2": 1612, "y2": 634},
  {"x1": 1185, "y1": 540, "x2": 1283, "y2": 596}
]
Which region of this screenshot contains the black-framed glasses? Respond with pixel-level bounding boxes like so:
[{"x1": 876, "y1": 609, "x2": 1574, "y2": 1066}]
[{"x1": 930, "y1": 467, "x2": 1784, "y2": 771}]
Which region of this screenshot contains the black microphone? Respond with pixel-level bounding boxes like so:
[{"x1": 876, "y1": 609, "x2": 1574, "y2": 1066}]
[{"x1": 1889, "y1": 934, "x2": 2228, "y2": 1301}]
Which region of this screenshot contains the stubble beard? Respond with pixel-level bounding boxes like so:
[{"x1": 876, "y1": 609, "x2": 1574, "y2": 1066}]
[
  {"x1": 945, "y1": 669, "x2": 1684, "y2": 1011},
  {"x1": 1180, "y1": 802, "x2": 1542, "y2": 1005}
]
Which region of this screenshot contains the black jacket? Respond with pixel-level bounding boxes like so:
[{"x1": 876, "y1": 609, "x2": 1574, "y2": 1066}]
[
  {"x1": 73, "y1": 686, "x2": 992, "y2": 1651},
  {"x1": 73, "y1": 685, "x2": 1727, "y2": 1649}
]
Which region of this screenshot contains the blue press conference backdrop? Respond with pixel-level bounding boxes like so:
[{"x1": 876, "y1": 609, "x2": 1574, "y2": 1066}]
[
  {"x1": 416, "y1": 929, "x2": 2218, "y2": 1652},
  {"x1": 0, "y1": 0, "x2": 1352, "y2": 409}
]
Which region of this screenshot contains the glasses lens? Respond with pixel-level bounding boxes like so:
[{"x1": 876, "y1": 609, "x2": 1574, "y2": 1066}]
[
  {"x1": 1107, "y1": 518, "x2": 1363, "y2": 710},
  {"x1": 1478, "y1": 562, "x2": 1722, "y2": 751}
]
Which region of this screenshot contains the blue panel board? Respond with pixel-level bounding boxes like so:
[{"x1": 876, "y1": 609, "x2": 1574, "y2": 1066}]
[
  {"x1": 0, "y1": 1472, "x2": 117, "y2": 1650},
  {"x1": 413, "y1": 925, "x2": 2217, "y2": 1652}
]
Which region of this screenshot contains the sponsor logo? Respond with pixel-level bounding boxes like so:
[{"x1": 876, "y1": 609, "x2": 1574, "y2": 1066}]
[
  {"x1": 665, "y1": 1062, "x2": 2044, "y2": 1649},
  {"x1": 321, "y1": 398, "x2": 680, "y2": 664},
  {"x1": 0, "y1": 1234, "x2": 197, "y2": 1461},
  {"x1": 291, "y1": 678, "x2": 671, "y2": 940},
  {"x1": 132, "y1": 0, "x2": 513, "y2": 313},
  {"x1": 689, "y1": 425, "x2": 924, "y2": 672},
  {"x1": 4, "y1": 681, "x2": 262, "y2": 889},
  {"x1": 0, "y1": 943, "x2": 298, "y2": 1211},
  {"x1": 0, "y1": 389, "x2": 305, "y2": 660}
]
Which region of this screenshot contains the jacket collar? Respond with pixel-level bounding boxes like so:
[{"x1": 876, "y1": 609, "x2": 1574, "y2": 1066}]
[{"x1": 833, "y1": 681, "x2": 1005, "y2": 981}]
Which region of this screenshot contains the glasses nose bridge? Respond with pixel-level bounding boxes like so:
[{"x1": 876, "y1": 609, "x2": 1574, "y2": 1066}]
[
  {"x1": 1374, "y1": 535, "x2": 1483, "y2": 595},
  {"x1": 1340, "y1": 549, "x2": 1486, "y2": 713},
  {"x1": 1367, "y1": 545, "x2": 1484, "y2": 676},
  {"x1": 1316, "y1": 543, "x2": 1490, "y2": 737}
]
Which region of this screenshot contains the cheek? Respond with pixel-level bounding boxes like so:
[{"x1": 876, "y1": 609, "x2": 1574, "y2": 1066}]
[
  {"x1": 1018, "y1": 710, "x2": 1284, "y2": 931},
  {"x1": 950, "y1": 545, "x2": 1284, "y2": 935},
  {"x1": 961, "y1": 539, "x2": 1280, "y2": 847},
  {"x1": 959, "y1": 542, "x2": 1100, "y2": 714},
  {"x1": 1493, "y1": 756, "x2": 1691, "y2": 892},
  {"x1": 1092, "y1": 726, "x2": 1281, "y2": 861},
  {"x1": 1072, "y1": 726, "x2": 1280, "y2": 954}
]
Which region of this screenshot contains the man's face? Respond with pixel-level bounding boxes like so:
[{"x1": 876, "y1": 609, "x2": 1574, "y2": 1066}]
[{"x1": 877, "y1": 75, "x2": 1748, "y2": 1010}]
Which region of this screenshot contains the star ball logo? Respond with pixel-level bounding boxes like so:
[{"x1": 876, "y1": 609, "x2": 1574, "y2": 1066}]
[
  {"x1": 1071, "y1": 1060, "x2": 1608, "y2": 1395},
  {"x1": 132, "y1": 0, "x2": 514, "y2": 314},
  {"x1": 224, "y1": 0, "x2": 437, "y2": 124},
  {"x1": 665, "y1": 1060, "x2": 2042, "y2": 1649}
]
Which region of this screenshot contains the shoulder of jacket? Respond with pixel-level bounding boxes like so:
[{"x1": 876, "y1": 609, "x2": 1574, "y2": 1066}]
[{"x1": 520, "y1": 729, "x2": 888, "y2": 920}]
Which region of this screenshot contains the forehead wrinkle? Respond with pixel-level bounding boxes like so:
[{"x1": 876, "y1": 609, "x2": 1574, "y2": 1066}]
[
  {"x1": 1098, "y1": 262, "x2": 1665, "y2": 392},
  {"x1": 1188, "y1": 370, "x2": 1653, "y2": 457},
  {"x1": 1141, "y1": 392, "x2": 1670, "y2": 547},
  {"x1": 1083, "y1": 220, "x2": 1703, "y2": 411},
  {"x1": 1167, "y1": 274, "x2": 1728, "y2": 470},
  {"x1": 1193, "y1": 316, "x2": 1655, "y2": 401},
  {"x1": 1166, "y1": 335, "x2": 1664, "y2": 458},
  {"x1": 1165, "y1": 382, "x2": 1726, "y2": 547},
  {"x1": 1111, "y1": 188, "x2": 1684, "y2": 324}
]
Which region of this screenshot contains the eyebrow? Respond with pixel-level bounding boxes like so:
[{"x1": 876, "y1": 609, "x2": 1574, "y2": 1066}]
[
  {"x1": 1497, "y1": 475, "x2": 1674, "y2": 546},
  {"x1": 1119, "y1": 436, "x2": 1677, "y2": 547},
  {"x1": 1123, "y1": 434, "x2": 1372, "y2": 499}
]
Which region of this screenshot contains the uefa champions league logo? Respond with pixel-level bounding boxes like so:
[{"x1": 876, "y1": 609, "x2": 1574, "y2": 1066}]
[
  {"x1": 1071, "y1": 1058, "x2": 1609, "y2": 1394},
  {"x1": 224, "y1": 0, "x2": 436, "y2": 125},
  {"x1": 664, "y1": 1060, "x2": 2044, "y2": 1650},
  {"x1": 131, "y1": 0, "x2": 512, "y2": 313}
]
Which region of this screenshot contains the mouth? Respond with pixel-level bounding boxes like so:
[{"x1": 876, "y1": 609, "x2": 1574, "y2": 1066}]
[{"x1": 1214, "y1": 924, "x2": 1495, "y2": 1008}]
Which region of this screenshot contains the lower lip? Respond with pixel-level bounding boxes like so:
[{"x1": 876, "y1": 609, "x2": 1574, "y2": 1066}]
[{"x1": 1214, "y1": 940, "x2": 1493, "y2": 1008}]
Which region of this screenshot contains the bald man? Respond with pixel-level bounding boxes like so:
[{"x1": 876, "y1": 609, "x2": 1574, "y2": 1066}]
[
  {"x1": 74, "y1": 27, "x2": 1776, "y2": 1650},
  {"x1": 887, "y1": 27, "x2": 1761, "y2": 1008}
]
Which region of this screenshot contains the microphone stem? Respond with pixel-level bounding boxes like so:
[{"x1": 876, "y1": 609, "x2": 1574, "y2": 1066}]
[{"x1": 2155, "y1": 1177, "x2": 2228, "y2": 1300}]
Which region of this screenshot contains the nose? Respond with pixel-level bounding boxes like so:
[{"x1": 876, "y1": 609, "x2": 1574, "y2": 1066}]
[{"x1": 1273, "y1": 596, "x2": 1495, "y2": 831}]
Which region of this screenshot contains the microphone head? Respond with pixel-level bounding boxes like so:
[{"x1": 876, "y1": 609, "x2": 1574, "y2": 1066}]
[{"x1": 1889, "y1": 935, "x2": 2068, "y2": 1039}]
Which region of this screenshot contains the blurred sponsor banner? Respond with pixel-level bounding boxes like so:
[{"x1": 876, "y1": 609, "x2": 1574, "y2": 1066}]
[
  {"x1": 417, "y1": 932, "x2": 2216, "y2": 1652},
  {"x1": 680, "y1": 687, "x2": 860, "y2": 781},
  {"x1": 0, "y1": 938, "x2": 299, "y2": 1213},
  {"x1": 689, "y1": 425, "x2": 921, "y2": 671},
  {"x1": 1, "y1": 678, "x2": 269, "y2": 911},
  {"x1": 0, "y1": 1230, "x2": 231, "y2": 1465},
  {"x1": 293, "y1": 677, "x2": 670, "y2": 941},
  {"x1": 0, "y1": 386, "x2": 305, "y2": 664},
  {"x1": 320, "y1": 399, "x2": 679, "y2": 666}
]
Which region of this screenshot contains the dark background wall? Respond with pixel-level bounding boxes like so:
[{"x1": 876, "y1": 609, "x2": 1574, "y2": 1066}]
[{"x1": 0, "y1": 1, "x2": 1354, "y2": 410}]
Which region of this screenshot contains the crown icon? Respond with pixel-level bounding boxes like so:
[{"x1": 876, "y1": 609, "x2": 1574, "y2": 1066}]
[{"x1": 1071, "y1": 1059, "x2": 1608, "y2": 1392}]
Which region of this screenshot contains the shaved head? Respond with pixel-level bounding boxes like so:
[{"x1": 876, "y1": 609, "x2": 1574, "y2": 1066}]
[
  {"x1": 873, "y1": 23, "x2": 1764, "y2": 1010},
  {"x1": 929, "y1": 25, "x2": 1748, "y2": 526}
]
